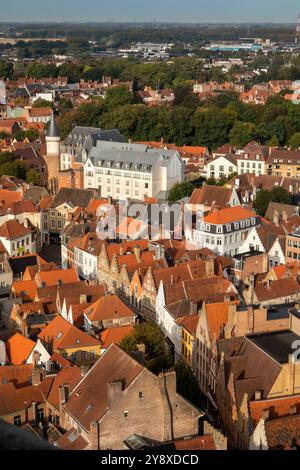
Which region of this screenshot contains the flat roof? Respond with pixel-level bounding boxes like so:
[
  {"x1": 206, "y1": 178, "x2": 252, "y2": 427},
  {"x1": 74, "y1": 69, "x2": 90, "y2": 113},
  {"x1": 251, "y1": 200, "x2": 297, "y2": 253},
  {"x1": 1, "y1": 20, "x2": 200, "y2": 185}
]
[{"x1": 247, "y1": 330, "x2": 299, "y2": 364}]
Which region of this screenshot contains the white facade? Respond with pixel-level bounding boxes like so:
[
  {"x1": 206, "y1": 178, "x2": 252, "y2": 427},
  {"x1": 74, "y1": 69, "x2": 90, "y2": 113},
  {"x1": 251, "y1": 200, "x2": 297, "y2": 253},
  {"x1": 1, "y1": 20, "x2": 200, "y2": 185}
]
[
  {"x1": 237, "y1": 156, "x2": 266, "y2": 176},
  {"x1": 193, "y1": 216, "x2": 260, "y2": 257},
  {"x1": 205, "y1": 155, "x2": 237, "y2": 180},
  {"x1": 74, "y1": 247, "x2": 98, "y2": 281},
  {"x1": 26, "y1": 339, "x2": 51, "y2": 366},
  {"x1": 239, "y1": 227, "x2": 286, "y2": 267},
  {"x1": 249, "y1": 419, "x2": 269, "y2": 450},
  {"x1": 0, "y1": 232, "x2": 36, "y2": 257},
  {"x1": 83, "y1": 147, "x2": 184, "y2": 200},
  {"x1": 46, "y1": 136, "x2": 60, "y2": 158},
  {"x1": 156, "y1": 282, "x2": 182, "y2": 358}
]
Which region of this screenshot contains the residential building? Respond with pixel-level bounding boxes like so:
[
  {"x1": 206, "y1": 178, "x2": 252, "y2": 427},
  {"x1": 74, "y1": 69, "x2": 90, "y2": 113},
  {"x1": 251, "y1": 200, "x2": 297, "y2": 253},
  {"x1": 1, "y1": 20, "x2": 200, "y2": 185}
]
[
  {"x1": 38, "y1": 315, "x2": 102, "y2": 366},
  {"x1": 204, "y1": 154, "x2": 238, "y2": 180},
  {"x1": 192, "y1": 206, "x2": 261, "y2": 257},
  {"x1": 0, "y1": 219, "x2": 36, "y2": 257},
  {"x1": 56, "y1": 344, "x2": 202, "y2": 450},
  {"x1": 84, "y1": 294, "x2": 136, "y2": 333}
]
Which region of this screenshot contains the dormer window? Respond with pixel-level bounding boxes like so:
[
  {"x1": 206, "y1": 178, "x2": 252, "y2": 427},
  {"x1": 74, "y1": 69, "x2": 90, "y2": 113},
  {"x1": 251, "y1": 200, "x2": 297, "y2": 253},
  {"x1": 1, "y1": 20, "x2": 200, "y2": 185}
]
[
  {"x1": 217, "y1": 226, "x2": 222, "y2": 233},
  {"x1": 106, "y1": 161, "x2": 111, "y2": 167},
  {"x1": 205, "y1": 224, "x2": 211, "y2": 232}
]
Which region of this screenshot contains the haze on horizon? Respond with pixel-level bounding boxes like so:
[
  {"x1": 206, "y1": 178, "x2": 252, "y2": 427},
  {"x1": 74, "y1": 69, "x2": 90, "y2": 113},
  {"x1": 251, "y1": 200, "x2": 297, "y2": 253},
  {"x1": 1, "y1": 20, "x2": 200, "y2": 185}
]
[{"x1": 0, "y1": 0, "x2": 300, "y2": 24}]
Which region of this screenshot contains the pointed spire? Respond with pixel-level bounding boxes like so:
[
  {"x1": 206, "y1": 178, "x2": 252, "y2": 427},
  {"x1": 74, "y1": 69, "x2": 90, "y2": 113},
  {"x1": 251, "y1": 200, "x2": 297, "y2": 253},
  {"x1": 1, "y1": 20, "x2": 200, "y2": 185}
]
[{"x1": 46, "y1": 111, "x2": 60, "y2": 138}]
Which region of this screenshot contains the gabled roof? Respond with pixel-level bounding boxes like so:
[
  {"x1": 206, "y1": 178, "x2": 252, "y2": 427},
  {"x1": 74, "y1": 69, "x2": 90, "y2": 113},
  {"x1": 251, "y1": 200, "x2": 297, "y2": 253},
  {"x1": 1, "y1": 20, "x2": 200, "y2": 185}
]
[
  {"x1": 189, "y1": 185, "x2": 234, "y2": 208},
  {"x1": 38, "y1": 315, "x2": 100, "y2": 350},
  {"x1": 49, "y1": 188, "x2": 98, "y2": 209},
  {"x1": 12, "y1": 279, "x2": 37, "y2": 301},
  {"x1": 255, "y1": 277, "x2": 300, "y2": 302},
  {"x1": 177, "y1": 315, "x2": 199, "y2": 336},
  {"x1": 84, "y1": 294, "x2": 134, "y2": 323},
  {"x1": 64, "y1": 344, "x2": 144, "y2": 431},
  {"x1": 0, "y1": 382, "x2": 44, "y2": 416},
  {"x1": 99, "y1": 325, "x2": 134, "y2": 349},
  {"x1": 264, "y1": 414, "x2": 300, "y2": 450},
  {"x1": 163, "y1": 277, "x2": 236, "y2": 306},
  {"x1": 205, "y1": 302, "x2": 230, "y2": 340},
  {"x1": 46, "y1": 364, "x2": 81, "y2": 410},
  {"x1": 0, "y1": 219, "x2": 33, "y2": 240},
  {"x1": 249, "y1": 395, "x2": 300, "y2": 426},
  {"x1": 6, "y1": 333, "x2": 35, "y2": 365}
]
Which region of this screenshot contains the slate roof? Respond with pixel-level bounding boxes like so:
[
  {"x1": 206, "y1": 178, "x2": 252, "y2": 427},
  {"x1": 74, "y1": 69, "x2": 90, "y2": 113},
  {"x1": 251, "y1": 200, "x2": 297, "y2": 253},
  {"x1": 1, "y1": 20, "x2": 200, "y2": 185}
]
[{"x1": 49, "y1": 188, "x2": 99, "y2": 209}]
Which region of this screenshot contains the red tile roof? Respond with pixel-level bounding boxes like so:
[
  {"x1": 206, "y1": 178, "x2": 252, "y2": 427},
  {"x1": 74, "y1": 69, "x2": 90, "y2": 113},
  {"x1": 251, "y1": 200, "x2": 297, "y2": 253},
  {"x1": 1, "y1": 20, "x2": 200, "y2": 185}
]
[
  {"x1": 64, "y1": 344, "x2": 143, "y2": 431},
  {"x1": 12, "y1": 279, "x2": 38, "y2": 301},
  {"x1": 0, "y1": 364, "x2": 33, "y2": 388},
  {"x1": 204, "y1": 206, "x2": 257, "y2": 225},
  {"x1": 6, "y1": 333, "x2": 35, "y2": 365},
  {"x1": 99, "y1": 325, "x2": 134, "y2": 349},
  {"x1": 35, "y1": 268, "x2": 79, "y2": 287},
  {"x1": 175, "y1": 435, "x2": 216, "y2": 450},
  {"x1": 0, "y1": 219, "x2": 33, "y2": 239},
  {"x1": 84, "y1": 294, "x2": 135, "y2": 323},
  {"x1": 38, "y1": 315, "x2": 100, "y2": 350},
  {"x1": 205, "y1": 302, "x2": 230, "y2": 340},
  {"x1": 47, "y1": 364, "x2": 81, "y2": 410}
]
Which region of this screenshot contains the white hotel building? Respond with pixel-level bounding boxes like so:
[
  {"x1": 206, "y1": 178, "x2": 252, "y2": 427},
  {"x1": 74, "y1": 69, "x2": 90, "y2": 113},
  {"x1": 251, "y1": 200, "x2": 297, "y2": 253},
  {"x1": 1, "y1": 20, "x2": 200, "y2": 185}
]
[
  {"x1": 191, "y1": 206, "x2": 261, "y2": 257},
  {"x1": 83, "y1": 141, "x2": 184, "y2": 200}
]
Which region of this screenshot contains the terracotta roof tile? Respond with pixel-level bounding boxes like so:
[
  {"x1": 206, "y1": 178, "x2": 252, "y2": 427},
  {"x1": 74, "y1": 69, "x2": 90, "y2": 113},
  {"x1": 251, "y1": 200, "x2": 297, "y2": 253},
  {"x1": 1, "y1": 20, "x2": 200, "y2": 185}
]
[
  {"x1": 0, "y1": 219, "x2": 33, "y2": 240},
  {"x1": 175, "y1": 435, "x2": 216, "y2": 450},
  {"x1": 0, "y1": 364, "x2": 33, "y2": 388},
  {"x1": 12, "y1": 279, "x2": 37, "y2": 301},
  {"x1": 6, "y1": 333, "x2": 35, "y2": 365},
  {"x1": 99, "y1": 325, "x2": 134, "y2": 349},
  {"x1": 64, "y1": 344, "x2": 143, "y2": 431},
  {"x1": 47, "y1": 364, "x2": 81, "y2": 409},
  {"x1": 35, "y1": 268, "x2": 79, "y2": 287},
  {"x1": 38, "y1": 315, "x2": 100, "y2": 350},
  {"x1": 84, "y1": 295, "x2": 135, "y2": 323},
  {"x1": 204, "y1": 206, "x2": 257, "y2": 225},
  {"x1": 250, "y1": 395, "x2": 300, "y2": 426}
]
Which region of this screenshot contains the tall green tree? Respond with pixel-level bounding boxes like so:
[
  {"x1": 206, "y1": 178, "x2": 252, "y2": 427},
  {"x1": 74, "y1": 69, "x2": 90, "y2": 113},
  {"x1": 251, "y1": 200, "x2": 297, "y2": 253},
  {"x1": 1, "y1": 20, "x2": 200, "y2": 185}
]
[
  {"x1": 119, "y1": 322, "x2": 174, "y2": 375},
  {"x1": 253, "y1": 187, "x2": 292, "y2": 217}
]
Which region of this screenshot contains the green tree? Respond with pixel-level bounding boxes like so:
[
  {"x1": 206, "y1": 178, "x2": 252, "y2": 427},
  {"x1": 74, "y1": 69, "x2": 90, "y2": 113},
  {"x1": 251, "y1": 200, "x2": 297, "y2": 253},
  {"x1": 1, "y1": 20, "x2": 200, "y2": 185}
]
[
  {"x1": 0, "y1": 161, "x2": 27, "y2": 180},
  {"x1": 267, "y1": 135, "x2": 280, "y2": 146},
  {"x1": 253, "y1": 187, "x2": 292, "y2": 217},
  {"x1": 105, "y1": 86, "x2": 135, "y2": 110},
  {"x1": 26, "y1": 169, "x2": 43, "y2": 186},
  {"x1": 119, "y1": 322, "x2": 174, "y2": 375},
  {"x1": 174, "y1": 361, "x2": 203, "y2": 409},
  {"x1": 229, "y1": 122, "x2": 257, "y2": 147},
  {"x1": 168, "y1": 181, "x2": 195, "y2": 202},
  {"x1": 289, "y1": 132, "x2": 300, "y2": 148},
  {"x1": 193, "y1": 108, "x2": 234, "y2": 150},
  {"x1": 173, "y1": 84, "x2": 199, "y2": 109},
  {"x1": 32, "y1": 98, "x2": 53, "y2": 108}
]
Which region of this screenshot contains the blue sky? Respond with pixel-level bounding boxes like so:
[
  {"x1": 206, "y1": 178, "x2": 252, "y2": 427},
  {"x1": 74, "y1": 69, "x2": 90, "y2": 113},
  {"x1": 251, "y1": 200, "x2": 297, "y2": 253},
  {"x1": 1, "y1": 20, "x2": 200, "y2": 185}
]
[{"x1": 1, "y1": 0, "x2": 300, "y2": 23}]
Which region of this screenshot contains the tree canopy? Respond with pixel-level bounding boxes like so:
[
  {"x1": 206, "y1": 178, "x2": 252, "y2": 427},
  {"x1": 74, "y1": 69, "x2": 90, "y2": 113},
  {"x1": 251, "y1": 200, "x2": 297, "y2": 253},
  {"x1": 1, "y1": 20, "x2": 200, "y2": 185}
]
[
  {"x1": 253, "y1": 187, "x2": 293, "y2": 216},
  {"x1": 119, "y1": 322, "x2": 174, "y2": 375}
]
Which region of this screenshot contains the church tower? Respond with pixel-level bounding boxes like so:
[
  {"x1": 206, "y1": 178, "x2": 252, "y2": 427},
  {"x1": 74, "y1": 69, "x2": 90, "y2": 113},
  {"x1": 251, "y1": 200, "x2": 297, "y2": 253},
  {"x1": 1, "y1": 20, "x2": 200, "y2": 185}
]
[{"x1": 44, "y1": 112, "x2": 61, "y2": 194}]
